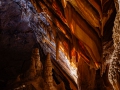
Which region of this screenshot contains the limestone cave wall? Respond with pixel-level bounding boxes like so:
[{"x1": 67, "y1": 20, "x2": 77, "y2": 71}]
[{"x1": 0, "y1": 0, "x2": 120, "y2": 90}]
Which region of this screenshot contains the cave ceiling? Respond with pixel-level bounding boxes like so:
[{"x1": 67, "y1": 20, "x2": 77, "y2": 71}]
[{"x1": 30, "y1": 0, "x2": 116, "y2": 69}]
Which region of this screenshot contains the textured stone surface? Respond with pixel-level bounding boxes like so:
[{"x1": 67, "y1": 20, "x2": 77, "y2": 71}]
[
  {"x1": 4, "y1": 48, "x2": 66, "y2": 90},
  {"x1": 108, "y1": 1, "x2": 120, "y2": 89},
  {"x1": 0, "y1": 0, "x2": 119, "y2": 90},
  {"x1": 0, "y1": 0, "x2": 76, "y2": 89},
  {"x1": 0, "y1": 0, "x2": 37, "y2": 89}
]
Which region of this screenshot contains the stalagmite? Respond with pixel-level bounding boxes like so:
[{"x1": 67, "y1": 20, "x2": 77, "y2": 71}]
[
  {"x1": 25, "y1": 48, "x2": 42, "y2": 79},
  {"x1": 33, "y1": 48, "x2": 43, "y2": 76},
  {"x1": 25, "y1": 54, "x2": 36, "y2": 80},
  {"x1": 44, "y1": 53, "x2": 57, "y2": 90}
]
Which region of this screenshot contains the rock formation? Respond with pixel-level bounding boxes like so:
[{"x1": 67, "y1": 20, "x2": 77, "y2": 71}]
[
  {"x1": 0, "y1": 0, "x2": 120, "y2": 90},
  {"x1": 24, "y1": 48, "x2": 43, "y2": 80},
  {"x1": 44, "y1": 53, "x2": 57, "y2": 90},
  {"x1": 108, "y1": 1, "x2": 120, "y2": 89},
  {"x1": 43, "y1": 53, "x2": 66, "y2": 90},
  {"x1": 4, "y1": 48, "x2": 67, "y2": 90}
]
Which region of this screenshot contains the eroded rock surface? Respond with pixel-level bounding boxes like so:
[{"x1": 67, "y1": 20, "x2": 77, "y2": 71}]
[
  {"x1": 0, "y1": 0, "x2": 75, "y2": 89},
  {"x1": 0, "y1": 0, "x2": 37, "y2": 89}
]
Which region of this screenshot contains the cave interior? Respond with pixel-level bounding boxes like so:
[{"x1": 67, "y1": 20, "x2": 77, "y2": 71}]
[{"x1": 0, "y1": 0, "x2": 120, "y2": 90}]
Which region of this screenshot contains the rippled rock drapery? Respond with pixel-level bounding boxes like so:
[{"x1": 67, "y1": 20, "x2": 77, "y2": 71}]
[{"x1": 27, "y1": 0, "x2": 117, "y2": 89}]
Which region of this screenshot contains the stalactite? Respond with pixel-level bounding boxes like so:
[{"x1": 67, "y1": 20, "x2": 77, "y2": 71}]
[
  {"x1": 62, "y1": 41, "x2": 69, "y2": 58},
  {"x1": 71, "y1": 34, "x2": 79, "y2": 52},
  {"x1": 59, "y1": 34, "x2": 70, "y2": 60},
  {"x1": 61, "y1": 0, "x2": 67, "y2": 8},
  {"x1": 71, "y1": 48, "x2": 76, "y2": 63}
]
